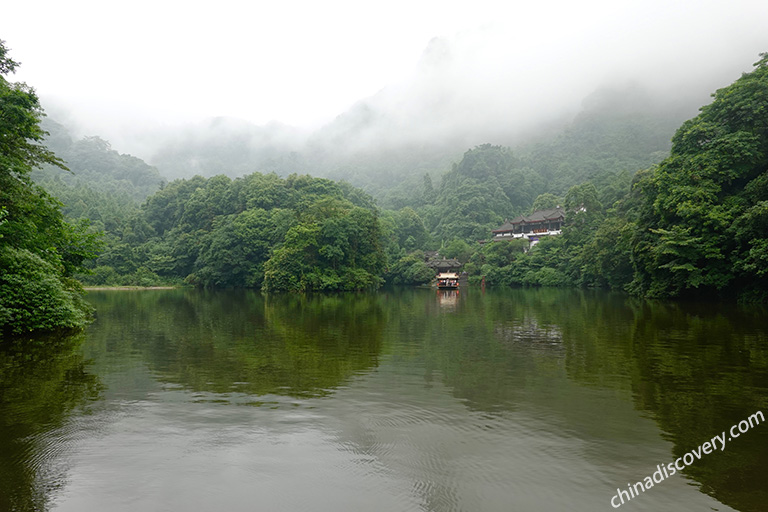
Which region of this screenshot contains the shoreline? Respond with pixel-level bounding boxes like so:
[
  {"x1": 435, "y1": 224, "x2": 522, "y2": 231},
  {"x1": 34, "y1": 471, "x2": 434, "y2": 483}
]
[{"x1": 83, "y1": 286, "x2": 178, "y2": 291}]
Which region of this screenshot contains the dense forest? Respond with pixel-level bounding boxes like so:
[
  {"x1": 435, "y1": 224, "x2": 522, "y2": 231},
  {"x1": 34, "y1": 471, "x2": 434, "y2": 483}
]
[{"x1": 3, "y1": 38, "x2": 768, "y2": 335}]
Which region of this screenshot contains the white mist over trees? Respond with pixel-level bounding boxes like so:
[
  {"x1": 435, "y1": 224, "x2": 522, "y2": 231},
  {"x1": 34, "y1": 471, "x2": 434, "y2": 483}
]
[{"x1": 17, "y1": 0, "x2": 761, "y2": 168}]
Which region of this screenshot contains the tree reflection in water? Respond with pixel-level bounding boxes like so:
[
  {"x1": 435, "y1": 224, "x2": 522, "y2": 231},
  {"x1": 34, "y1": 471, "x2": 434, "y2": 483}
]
[
  {"x1": 1, "y1": 288, "x2": 766, "y2": 511},
  {"x1": 0, "y1": 333, "x2": 102, "y2": 512}
]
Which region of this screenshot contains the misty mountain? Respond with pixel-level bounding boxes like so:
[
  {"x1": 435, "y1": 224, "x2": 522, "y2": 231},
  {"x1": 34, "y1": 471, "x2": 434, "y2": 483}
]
[
  {"x1": 37, "y1": 75, "x2": 700, "y2": 222},
  {"x1": 326, "y1": 81, "x2": 702, "y2": 209},
  {"x1": 33, "y1": 119, "x2": 165, "y2": 232},
  {"x1": 40, "y1": 34, "x2": 751, "y2": 218},
  {"x1": 136, "y1": 80, "x2": 697, "y2": 205},
  {"x1": 518, "y1": 83, "x2": 698, "y2": 195},
  {"x1": 40, "y1": 29, "x2": 742, "y2": 207},
  {"x1": 149, "y1": 117, "x2": 308, "y2": 180},
  {"x1": 37, "y1": 118, "x2": 165, "y2": 202}
]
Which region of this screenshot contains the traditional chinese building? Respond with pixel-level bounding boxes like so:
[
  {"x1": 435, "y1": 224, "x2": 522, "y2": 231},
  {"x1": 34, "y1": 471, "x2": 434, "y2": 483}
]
[
  {"x1": 491, "y1": 207, "x2": 565, "y2": 243},
  {"x1": 425, "y1": 255, "x2": 462, "y2": 273}
]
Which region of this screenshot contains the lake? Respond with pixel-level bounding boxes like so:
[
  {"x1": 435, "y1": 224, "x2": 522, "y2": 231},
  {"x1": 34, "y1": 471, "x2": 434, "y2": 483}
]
[{"x1": 1, "y1": 287, "x2": 766, "y2": 511}]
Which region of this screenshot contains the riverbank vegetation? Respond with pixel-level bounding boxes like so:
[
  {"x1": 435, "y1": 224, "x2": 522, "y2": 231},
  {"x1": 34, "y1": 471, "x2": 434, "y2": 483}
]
[{"x1": 0, "y1": 42, "x2": 100, "y2": 335}]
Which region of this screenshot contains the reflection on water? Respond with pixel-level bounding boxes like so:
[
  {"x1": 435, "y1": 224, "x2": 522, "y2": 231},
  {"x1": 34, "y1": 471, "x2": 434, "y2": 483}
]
[
  {"x1": 436, "y1": 289, "x2": 460, "y2": 311},
  {"x1": 0, "y1": 333, "x2": 102, "y2": 512},
  {"x1": 1, "y1": 288, "x2": 766, "y2": 511},
  {"x1": 83, "y1": 290, "x2": 384, "y2": 398}
]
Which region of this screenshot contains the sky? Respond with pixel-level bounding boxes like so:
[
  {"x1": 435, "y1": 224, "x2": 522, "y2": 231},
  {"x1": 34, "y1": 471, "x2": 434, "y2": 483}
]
[{"x1": 2, "y1": 0, "x2": 767, "y2": 154}]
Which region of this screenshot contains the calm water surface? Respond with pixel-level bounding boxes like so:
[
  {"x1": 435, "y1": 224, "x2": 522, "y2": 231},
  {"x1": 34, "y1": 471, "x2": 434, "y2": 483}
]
[{"x1": 1, "y1": 288, "x2": 767, "y2": 511}]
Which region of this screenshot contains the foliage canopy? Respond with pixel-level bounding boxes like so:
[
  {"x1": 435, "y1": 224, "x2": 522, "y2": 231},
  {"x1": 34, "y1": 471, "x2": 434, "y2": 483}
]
[{"x1": 0, "y1": 41, "x2": 99, "y2": 335}]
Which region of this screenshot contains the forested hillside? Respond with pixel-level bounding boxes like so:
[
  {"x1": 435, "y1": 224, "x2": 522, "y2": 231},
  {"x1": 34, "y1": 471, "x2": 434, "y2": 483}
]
[
  {"x1": 629, "y1": 53, "x2": 768, "y2": 300},
  {"x1": 37, "y1": 54, "x2": 768, "y2": 302},
  {"x1": 519, "y1": 85, "x2": 689, "y2": 193},
  {"x1": 31, "y1": 119, "x2": 164, "y2": 233},
  {"x1": 81, "y1": 173, "x2": 387, "y2": 291},
  {"x1": 462, "y1": 54, "x2": 768, "y2": 301},
  {"x1": 6, "y1": 35, "x2": 767, "y2": 317},
  {"x1": 137, "y1": 83, "x2": 693, "y2": 211}
]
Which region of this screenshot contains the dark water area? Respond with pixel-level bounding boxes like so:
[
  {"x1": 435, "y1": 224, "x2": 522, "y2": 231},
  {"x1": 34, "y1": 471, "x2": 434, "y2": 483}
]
[{"x1": 1, "y1": 287, "x2": 767, "y2": 511}]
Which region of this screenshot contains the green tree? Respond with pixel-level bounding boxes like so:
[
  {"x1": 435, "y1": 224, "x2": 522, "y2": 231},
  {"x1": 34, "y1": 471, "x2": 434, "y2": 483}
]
[
  {"x1": 0, "y1": 40, "x2": 99, "y2": 335},
  {"x1": 441, "y1": 238, "x2": 474, "y2": 263},
  {"x1": 531, "y1": 193, "x2": 562, "y2": 211},
  {"x1": 630, "y1": 53, "x2": 768, "y2": 299},
  {"x1": 263, "y1": 197, "x2": 385, "y2": 292},
  {"x1": 394, "y1": 207, "x2": 429, "y2": 250},
  {"x1": 422, "y1": 172, "x2": 437, "y2": 203},
  {"x1": 188, "y1": 208, "x2": 277, "y2": 288},
  {"x1": 384, "y1": 252, "x2": 435, "y2": 285}
]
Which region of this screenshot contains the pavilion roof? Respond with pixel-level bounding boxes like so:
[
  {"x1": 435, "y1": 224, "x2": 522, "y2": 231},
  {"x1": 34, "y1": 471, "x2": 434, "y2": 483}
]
[
  {"x1": 493, "y1": 207, "x2": 565, "y2": 232},
  {"x1": 426, "y1": 257, "x2": 462, "y2": 269}
]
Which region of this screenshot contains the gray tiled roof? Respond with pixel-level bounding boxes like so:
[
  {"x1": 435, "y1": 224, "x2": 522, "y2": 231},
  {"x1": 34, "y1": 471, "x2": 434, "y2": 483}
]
[
  {"x1": 509, "y1": 207, "x2": 565, "y2": 224},
  {"x1": 493, "y1": 207, "x2": 565, "y2": 232}
]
